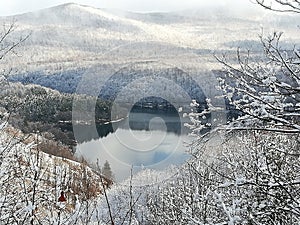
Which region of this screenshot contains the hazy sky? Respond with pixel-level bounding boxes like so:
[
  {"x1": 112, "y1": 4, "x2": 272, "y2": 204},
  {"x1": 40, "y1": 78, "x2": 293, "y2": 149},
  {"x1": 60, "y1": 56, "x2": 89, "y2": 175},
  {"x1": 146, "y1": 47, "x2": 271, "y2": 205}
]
[{"x1": 0, "y1": 0, "x2": 258, "y2": 16}]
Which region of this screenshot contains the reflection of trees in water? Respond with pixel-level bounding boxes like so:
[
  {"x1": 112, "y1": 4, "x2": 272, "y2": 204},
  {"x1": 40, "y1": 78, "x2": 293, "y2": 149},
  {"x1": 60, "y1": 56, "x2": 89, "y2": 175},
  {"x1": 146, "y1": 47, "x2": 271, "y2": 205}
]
[
  {"x1": 128, "y1": 99, "x2": 182, "y2": 135},
  {"x1": 72, "y1": 106, "x2": 211, "y2": 144}
]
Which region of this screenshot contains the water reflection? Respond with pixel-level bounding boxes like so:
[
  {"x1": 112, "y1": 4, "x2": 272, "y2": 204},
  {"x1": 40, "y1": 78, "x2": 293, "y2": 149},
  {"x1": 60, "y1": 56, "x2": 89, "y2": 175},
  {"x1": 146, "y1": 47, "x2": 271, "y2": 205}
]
[
  {"x1": 76, "y1": 108, "x2": 191, "y2": 181},
  {"x1": 128, "y1": 108, "x2": 184, "y2": 135}
]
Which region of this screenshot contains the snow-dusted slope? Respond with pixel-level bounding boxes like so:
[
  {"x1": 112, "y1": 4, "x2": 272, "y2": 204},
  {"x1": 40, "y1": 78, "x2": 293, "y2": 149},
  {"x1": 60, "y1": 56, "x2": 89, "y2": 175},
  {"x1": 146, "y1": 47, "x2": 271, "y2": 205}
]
[
  {"x1": 0, "y1": 121, "x2": 112, "y2": 224},
  {"x1": 0, "y1": 3, "x2": 299, "y2": 95}
]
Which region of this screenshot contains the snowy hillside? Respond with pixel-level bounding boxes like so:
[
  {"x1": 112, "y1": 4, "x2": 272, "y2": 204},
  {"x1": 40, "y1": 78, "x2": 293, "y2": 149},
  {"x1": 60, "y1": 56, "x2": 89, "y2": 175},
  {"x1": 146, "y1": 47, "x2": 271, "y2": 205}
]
[
  {"x1": 1, "y1": 3, "x2": 299, "y2": 97},
  {"x1": 0, "y1": 2, "x2": 299, "y2": 224},
  {"x1": 0, "y1": 120, "x2": 113, "y2": 224}
]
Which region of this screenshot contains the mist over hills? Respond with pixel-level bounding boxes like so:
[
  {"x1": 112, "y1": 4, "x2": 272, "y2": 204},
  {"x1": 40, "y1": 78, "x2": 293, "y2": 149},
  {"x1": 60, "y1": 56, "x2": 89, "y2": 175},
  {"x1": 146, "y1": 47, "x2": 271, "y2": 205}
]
[{"x1": 1, "y1": 3, "x2": 299, "y2": 98}]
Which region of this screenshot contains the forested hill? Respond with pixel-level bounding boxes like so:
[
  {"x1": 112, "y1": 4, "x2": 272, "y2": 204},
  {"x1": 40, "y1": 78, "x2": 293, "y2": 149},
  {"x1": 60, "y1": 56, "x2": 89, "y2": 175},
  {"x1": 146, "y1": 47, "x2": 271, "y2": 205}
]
[{"x1": 1, "y1": 3, "x2": 299, "y2": 96}]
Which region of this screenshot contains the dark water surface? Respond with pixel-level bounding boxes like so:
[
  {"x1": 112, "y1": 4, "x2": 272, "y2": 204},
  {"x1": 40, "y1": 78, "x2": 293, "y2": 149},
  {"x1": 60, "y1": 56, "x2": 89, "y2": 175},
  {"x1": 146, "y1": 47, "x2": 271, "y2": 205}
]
[{"x1": 76, "y1": 108, "x2": 191, "y2": 181}]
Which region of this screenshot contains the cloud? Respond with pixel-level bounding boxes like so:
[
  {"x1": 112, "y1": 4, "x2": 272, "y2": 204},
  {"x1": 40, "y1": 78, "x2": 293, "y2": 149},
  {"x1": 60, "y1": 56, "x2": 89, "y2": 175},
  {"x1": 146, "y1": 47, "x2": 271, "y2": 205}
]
[{"x1": 0, "y1": 1, "x2": 17, "y2": 16}]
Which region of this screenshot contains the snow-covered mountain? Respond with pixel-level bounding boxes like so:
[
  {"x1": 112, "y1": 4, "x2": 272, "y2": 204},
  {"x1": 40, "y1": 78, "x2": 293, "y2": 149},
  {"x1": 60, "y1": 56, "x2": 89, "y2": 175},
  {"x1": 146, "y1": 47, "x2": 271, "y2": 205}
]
[{"x1": 1, "y1": 3, "x2": 299, "y2": 99}]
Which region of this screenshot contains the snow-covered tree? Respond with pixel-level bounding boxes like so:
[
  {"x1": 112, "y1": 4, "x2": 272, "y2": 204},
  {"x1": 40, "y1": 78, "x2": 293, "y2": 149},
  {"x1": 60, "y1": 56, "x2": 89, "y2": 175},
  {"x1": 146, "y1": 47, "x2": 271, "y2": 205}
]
[
  {"x1": 145, "y1": 130, "x2": 299, "y2": 224},
  {"x1": 102, "y1": 160, "x2": 114, "y2": 181},
  {"x1": 216, "y1": 0, "x2": 300, "y2": 133},
  {"x1": 142, "y1": 2, "x2": 300, "y2": 224},
  {"x1": 255, "y1": 0, "x2": 300, "y2": 13}
]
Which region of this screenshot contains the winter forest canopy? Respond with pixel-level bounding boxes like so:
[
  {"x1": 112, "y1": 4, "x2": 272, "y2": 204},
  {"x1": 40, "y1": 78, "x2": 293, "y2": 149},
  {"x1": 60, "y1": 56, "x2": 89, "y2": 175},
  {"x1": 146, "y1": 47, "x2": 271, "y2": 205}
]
[{"x1": 0, "y1": 0, "x2": 300, "y2": 224}]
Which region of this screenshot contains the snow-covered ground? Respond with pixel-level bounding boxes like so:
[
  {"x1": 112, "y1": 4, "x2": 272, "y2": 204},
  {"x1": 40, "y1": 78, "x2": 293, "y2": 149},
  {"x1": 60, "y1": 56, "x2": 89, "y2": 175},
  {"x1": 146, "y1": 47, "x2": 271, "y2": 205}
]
[
  {"x1": 1, "y1": 3, "x2": 299, "y2": 97},
  {"x1": 0, "y1": 3, "x2": 299, "y2": 224},
  {"x1": 0, "y1": 118, "x2": 113, "y2": 224}
]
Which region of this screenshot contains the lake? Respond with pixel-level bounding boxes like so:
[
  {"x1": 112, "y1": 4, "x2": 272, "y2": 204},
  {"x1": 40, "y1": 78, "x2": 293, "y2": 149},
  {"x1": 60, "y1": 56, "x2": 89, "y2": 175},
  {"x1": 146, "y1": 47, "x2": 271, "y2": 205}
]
[{"x1": 75, "y1": 108, "x2": 192, "y2": 182}]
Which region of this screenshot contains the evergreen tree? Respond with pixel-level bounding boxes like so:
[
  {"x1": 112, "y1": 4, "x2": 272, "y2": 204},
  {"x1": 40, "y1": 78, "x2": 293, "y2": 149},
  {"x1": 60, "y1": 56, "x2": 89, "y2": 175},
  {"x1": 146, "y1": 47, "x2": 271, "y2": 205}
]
[{"x1": 102, "y1": 160, "x2": 114, "y2": 180}]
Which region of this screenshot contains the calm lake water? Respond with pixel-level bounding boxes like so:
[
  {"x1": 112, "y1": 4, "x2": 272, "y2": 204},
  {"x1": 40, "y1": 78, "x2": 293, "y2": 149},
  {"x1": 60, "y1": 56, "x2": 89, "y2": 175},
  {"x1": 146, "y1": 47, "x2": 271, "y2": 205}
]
[{"x1": 76, "y1": 108, "x2": 192, "y2": 181}]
